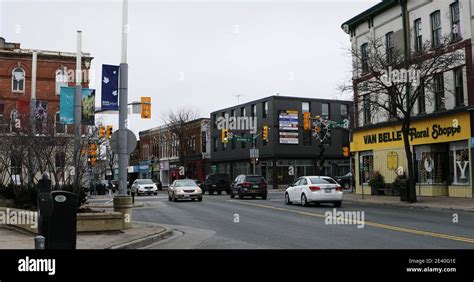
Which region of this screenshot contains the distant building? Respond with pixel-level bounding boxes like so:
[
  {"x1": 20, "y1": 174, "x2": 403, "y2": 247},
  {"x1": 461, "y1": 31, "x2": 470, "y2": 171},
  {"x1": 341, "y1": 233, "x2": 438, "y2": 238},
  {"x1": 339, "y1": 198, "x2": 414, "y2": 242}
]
[
  {"x1": 210, "y1": 95, "x2": 353, "y2": 189},
  {"x1": 138, "y1": 118, "x2": 211, "y2": 186}
]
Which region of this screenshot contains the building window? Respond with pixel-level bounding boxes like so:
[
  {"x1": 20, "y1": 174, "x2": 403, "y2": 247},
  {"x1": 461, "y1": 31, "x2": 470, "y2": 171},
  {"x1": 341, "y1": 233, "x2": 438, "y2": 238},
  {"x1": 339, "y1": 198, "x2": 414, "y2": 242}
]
[
  {"x1": 340, "y1": 104, "x2": 348, "y2": 118},
  {"x1": 241, "y1": 107, "x2": 246, "y2": 117},
  {"x1": 434, "y1": 73, "x2": 445, "y2": 111},
  {"x1": 451, "y1": 1, "x2": 461, "y2": 41},
  {"x1": 212, "y1": 114, "x2": 217, "y2": 129},
  {"x1": 302, "y1": 102, "x2": 310, "y2": 113},
  {"x1": 454, "y1": 67, "x2": 464, "y2": 107},
  {"x1": 12, "y1": 68, "x2": 25, "y2": 93},
  {"x1": 431, "y1": 11, "x2": 441, "y2": 48},
  {"x1": 231, "y1": 109, "x2": 235, "y2": 118},
  {"x1": 55, "y1": 69, "x2": 68, "y2": 95},
  {"x1": 385, "y1": 32, "x2": 394, "y2": 64},
  {"x1": 450, "y1": 141, "x2": 469, "y2": 185},
  {"x1": 55, "y1": 151, "x2": 66, "y2": 170},
  {"x1": 251, "y1": 104, "x2": 256, "y2": 117},
  {"x1": 262, "y1": 101, "x2": 268, "y2": 118},
  {"x1": 241, "y1": 133, "x2": 246, "y2": 149},
  {"x1": 143, "y1": 144, "x2": 149, "y2": 160},
  {"x1": 55, "y1": 112, "x2": 65, "y2": 134},
  {"x1": 0, "y1": 102, "x2": 4, "y2": 121},
  {"x1": 10, "y1": 152, "x2": 22, "y2": 183},
  {"x1": 414, "y1": 18, "x2": 423, "y2": 52},
  {"x1": 191, "y1": 136, "x2": 196, "y2": 154},
  {"x1": 388, "y1": 88, "x2": 397, "y2": 119},
  {"x1": 213, "y1": 137, "x2": 218, "y2": 152},
  {"x1": 363, "y1": 95, "x2": 371, "y2": 125},
  {"x1": 361, "y1": 43, "x2": 369, "y2": 72},
  {"x1": 321, "y1": 103, "x2": 329, "y2": 119},
  {"x1": 417, "y1": 83, "x2": 426, "y2": 114},
  {"x1": 201, "y1": 132, "x2": 207, "y2": 153}
]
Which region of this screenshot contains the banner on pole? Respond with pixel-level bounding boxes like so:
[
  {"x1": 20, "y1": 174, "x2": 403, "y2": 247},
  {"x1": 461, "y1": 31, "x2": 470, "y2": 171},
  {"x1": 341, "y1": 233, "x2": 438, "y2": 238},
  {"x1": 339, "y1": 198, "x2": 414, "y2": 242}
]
[
  {"x1": 60, "y1": 86, "x2": 75, "y2": 124},
  {"x1": 82, "y1": 88, "x2": 96, "y2": 125},
  {"x1": 101, "y1": 64, "x2": 119, "y2": 111}
]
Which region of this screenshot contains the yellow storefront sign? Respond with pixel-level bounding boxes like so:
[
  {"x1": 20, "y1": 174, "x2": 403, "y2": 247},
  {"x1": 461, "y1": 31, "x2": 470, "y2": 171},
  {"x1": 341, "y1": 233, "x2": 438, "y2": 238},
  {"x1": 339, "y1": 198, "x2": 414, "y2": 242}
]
[
  {"x1": 351, "y1": 112, "x2": 471, "y2": 152},
  {"x1": 387, "y1": 151, "x2": 398, "y2": 170}
]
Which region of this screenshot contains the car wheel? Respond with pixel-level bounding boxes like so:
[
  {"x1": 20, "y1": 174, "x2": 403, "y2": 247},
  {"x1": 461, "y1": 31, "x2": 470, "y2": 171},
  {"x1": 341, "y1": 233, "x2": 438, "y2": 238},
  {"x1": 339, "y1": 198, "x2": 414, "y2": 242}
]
[
  {"x1": 285, "y1": 193, "x2": 292, "y2": 205},
  {"x1": 154, "y1": 192, "x2": 158, "y2": 196},
  {"x1": 168, "y1": 194, "x2": 172, "y2": 201},
  {"x1": 226, "y1": 189, "x2": 232, "y2": 195},
  {"x1": 198, "y1": 197, "x2": 202, "y2": 202},
  {"x1": 334, "y1": 201, "x2": 342, "y2": 208},
  {"x1": 217, "y1": 190, "x2": 222, "y2": 195},
  {"x1": 230, "y1": 193, "x2": 235, "y2": 199},
  {"x1": 238, "y1": 193, "x2": 244, "y2": 199},
  {"x1": 209, "y1": 190, "x2": 214, "y2": 195},
  {"x1": 301, "y1": 194, "x2": 309, "y2": 207},
  {"x1": 261, "y1": 194, "x2": 267, "y2": 200},
  {"x1": 173, "y1": 194, "x2": 178, "y2": 202},
  {"x1": 252, "y1": 195, "x2": 256, "y2": 199},
  {"x1": 343, "y1": 182, "x2": 350, "y2": 190}
]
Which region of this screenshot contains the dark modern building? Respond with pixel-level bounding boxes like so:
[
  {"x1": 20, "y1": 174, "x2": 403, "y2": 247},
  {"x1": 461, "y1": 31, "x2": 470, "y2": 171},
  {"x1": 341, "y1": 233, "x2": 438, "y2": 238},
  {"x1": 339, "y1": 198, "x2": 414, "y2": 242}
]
[{"x1": 210, "y1": 95, "x2": 353, "y2": 189}]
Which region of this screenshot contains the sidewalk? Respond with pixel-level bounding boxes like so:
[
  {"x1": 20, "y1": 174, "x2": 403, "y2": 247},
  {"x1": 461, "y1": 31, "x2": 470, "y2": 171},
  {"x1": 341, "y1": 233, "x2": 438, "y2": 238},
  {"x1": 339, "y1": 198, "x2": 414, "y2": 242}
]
[
  {"x1": 343, "y1": 192, "x2": 474, "y2": 213},
  {"x1": 0, "y1": 221, "x2": 172, "y2": 249}
]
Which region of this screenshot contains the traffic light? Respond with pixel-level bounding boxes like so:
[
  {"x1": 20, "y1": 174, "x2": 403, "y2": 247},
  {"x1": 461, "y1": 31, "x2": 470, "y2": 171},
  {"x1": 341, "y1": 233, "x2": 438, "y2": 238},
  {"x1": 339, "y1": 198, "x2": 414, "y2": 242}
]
[
  {"x1": 106, "y1": 125, "x2": 113, "y2": 139},
  {"x1": 99, "y1": 126, "x2": 105, "y2": 138},
  {"x1": 303, "y1": 112, "x2": 311, "y2": 131},
  {"x1": 343, "y1": 146, "x2": 350, "y2": 157},
  {"x1": 221, "y1": 128, "x2": 229, "y2": 143},
  {"x1": 89, "y1": 143, "x2": 98, "y2": 166},
  {"x1": 141, "y1": 97, "x2": 151, "y2": 119},
  {"x1": 262, "y1": 125, "x2": 269, "y2": 141}
]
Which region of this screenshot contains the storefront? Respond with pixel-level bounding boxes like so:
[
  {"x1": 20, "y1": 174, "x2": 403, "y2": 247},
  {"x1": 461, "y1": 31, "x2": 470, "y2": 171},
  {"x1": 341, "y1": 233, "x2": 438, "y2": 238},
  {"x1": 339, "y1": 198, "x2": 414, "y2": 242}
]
[{"x1": 351, "y1": 112, "x2": 472, "y2": 198}]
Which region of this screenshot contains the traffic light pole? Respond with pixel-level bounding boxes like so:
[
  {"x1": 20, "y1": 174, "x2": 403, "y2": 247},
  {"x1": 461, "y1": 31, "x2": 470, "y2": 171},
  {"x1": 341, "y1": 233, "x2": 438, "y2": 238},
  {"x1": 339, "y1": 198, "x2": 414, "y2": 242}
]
[{"x1": 118, "y1": 0, "x2": 128, "y2": 196}]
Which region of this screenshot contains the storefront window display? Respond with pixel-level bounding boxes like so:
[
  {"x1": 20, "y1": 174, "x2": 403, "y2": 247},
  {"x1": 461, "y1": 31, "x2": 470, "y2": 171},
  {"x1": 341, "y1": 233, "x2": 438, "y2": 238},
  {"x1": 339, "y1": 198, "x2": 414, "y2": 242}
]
[
  {"x1": 359, "y1": 151, "x2": 373, "y2": 184},
  {"x1": 449, "y1": 141, "x2": 470, "y2": 185},
  {"x1": 416, "y1": 144, "x2": 448, "y2": 185}
]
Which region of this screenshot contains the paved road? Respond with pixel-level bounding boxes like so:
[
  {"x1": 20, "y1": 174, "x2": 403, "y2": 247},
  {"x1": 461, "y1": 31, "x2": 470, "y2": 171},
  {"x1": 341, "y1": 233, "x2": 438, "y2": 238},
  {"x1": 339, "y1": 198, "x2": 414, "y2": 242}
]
[{"x1": 113, "y1": 191, "x2": 474, "y2": 249}]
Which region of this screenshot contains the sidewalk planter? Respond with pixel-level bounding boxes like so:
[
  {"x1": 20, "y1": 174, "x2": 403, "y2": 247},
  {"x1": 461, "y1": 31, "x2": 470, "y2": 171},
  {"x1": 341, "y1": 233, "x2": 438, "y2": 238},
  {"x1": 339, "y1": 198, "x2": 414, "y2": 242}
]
[
  {"x1": 368, "y1": 171, "x2": 385, "y2": 196},
  {"x1": 0, "y1": 207, "x2": 123, "y2": 234}
]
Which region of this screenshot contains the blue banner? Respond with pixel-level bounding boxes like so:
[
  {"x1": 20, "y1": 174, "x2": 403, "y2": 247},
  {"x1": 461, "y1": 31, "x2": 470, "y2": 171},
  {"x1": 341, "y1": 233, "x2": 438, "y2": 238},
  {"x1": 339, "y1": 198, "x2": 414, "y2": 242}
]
[
  {"x1": 59, "y1": 86, "x2": 75, "y2": 124},
  {"x1": 101, "y1": 64, "x2": 119, "y2": 111}
]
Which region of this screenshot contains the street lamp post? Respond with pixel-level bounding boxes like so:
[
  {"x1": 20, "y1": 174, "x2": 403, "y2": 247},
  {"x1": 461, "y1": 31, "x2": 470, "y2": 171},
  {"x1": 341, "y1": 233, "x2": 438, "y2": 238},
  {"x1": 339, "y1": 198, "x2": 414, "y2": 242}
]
[{"x1": 73, "y1": 31, "x2": 83, "y2": 191}]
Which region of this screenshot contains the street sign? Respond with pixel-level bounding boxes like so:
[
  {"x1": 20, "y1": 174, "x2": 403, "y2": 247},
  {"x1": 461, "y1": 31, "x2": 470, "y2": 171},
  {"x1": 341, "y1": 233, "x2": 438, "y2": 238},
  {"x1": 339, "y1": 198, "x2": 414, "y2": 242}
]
[
  {"x1": 110, "y1": 129, "x2": 138, "y2": 154},
  {"x1": 250, "y1": 148, "x2": 259, "y2": 159},
  {"x1": 328, "y1": 119, "x2": 350, "y2": 129},
  {"x1": 236, "y1": 137, "x2": 253, "y2": 142}
]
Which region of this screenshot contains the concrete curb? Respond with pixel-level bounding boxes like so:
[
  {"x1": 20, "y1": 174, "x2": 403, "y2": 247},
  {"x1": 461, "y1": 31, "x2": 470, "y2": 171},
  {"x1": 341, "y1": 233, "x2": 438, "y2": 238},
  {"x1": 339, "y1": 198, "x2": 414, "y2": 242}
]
[
  {"x1": 344, "y1": 199, "x2": 474, "y2": 213},
  {"x1": 84, "y1": 202, "x2": 144, "y2": 209},
  {"x1": 106, "y1": 224, "x2": 174, "y2": 250}
]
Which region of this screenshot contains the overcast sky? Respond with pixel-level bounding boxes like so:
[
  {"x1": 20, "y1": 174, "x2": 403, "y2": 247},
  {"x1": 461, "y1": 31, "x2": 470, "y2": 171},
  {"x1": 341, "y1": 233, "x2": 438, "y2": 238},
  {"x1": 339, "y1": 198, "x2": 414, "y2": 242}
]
[{"x1": 0, "y1": 0, "x2": 378, "y2": 135}]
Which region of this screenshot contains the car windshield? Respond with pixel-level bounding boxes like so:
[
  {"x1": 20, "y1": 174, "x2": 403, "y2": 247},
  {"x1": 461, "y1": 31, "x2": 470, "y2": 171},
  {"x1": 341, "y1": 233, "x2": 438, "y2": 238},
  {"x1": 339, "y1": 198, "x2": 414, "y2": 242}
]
[
  {"x1": 245, "y1": 176, "x2": 265, "y2": 183},
  {"x1": 309, "y1": 177, "x2": 337, "y2": 185},
  {"x1": 175, "y1": 180, "x2": 197, "y2": 187},
  {"x1": 136, "y1": 179, "x2": 154, "y2": 184}
]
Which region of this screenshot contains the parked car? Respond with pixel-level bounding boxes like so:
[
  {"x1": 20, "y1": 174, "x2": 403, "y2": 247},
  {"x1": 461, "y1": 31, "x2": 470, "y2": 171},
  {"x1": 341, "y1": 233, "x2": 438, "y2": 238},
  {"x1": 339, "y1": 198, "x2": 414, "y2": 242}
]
[
  {"x1": 202, "y1": 173, "x2": 231, "y2": 195},
  {"x1": 131, "y1": 179, "x2": 158, "y2": 196},
  {"x1": 168, "y1": 179, "x2": 203, "y2": 202},
  {"x1": 285, "y1": 176, "x2": 343, "y2": 207},
  {"x1": 335, "y1": 172, "x2": 354, "y2": 190},
  {"x1": 230, "y1": 174, "x2": 267, "y2": 200}
]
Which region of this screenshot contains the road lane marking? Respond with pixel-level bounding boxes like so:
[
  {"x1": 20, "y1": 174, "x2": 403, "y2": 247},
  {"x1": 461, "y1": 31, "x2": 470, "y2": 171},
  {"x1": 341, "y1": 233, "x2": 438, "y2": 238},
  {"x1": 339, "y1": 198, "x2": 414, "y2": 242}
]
[{"x1": 227, "y1": 200, "x2": 474, "y2": 244}]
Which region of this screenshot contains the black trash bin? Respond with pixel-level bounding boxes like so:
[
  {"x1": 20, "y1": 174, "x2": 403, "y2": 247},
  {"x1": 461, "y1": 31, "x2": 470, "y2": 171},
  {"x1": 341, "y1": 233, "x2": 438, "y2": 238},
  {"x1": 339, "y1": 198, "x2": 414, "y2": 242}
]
[
  {"x1": 45, "y1": 191, "x2": 78, "y2": 249},
  {"x1": 399, "y1": 179, "x2": 408, "y2": 202}
]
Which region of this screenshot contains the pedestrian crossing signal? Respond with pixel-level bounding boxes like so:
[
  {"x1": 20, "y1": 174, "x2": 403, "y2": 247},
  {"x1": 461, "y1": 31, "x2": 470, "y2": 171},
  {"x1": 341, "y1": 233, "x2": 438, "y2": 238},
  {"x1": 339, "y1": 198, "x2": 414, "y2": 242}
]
[
  {"x1": 141, "y1": 97, "x2": 151, "y2": 119},
  {"x1": 343, "y1": 146, "x2": 350, "y2": 157},
  {"x1": 99, "y1": 126, "x2": 105, "y2": 138},
  {"x1": 106, "y1": 125, "x2": 113, "y2": 139}
]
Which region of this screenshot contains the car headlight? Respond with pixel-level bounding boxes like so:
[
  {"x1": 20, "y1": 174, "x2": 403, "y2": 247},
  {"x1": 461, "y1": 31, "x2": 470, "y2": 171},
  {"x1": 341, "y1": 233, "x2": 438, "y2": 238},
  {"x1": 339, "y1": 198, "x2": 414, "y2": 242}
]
[
  {"x1": 196, "y1": 188, "x2": 202, "y2": 193},
  {"x1": 176, "y1": 188, "x2": 183, "y2": 193}
]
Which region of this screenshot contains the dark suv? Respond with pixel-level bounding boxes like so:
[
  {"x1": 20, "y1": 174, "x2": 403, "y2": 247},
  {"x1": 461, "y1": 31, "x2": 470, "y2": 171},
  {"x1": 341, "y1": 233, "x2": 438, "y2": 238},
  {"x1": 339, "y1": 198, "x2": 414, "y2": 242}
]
[
  {"x1": 230, "y1": 174, "x2": 268, "y2": 200},
  {"x1": 202, "y1": 173, "x2": 231, "y2": 195}
]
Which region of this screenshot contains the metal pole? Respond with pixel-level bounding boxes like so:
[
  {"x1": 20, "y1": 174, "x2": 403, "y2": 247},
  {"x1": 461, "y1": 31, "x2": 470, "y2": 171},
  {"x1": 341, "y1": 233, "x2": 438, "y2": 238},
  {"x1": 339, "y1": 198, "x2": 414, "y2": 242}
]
[
  {"x1": 74, "y1": 31, "x2": 83, "y2": 190},
  {"x1": 30, "y1": 51, "x2": 37, "y2": 135},
  {"x1": 252, "y1": 138, "x2": 256, "y2": 174},
  {"x1": 118, "y1": 0, "x2": 129, "y2": 195}
]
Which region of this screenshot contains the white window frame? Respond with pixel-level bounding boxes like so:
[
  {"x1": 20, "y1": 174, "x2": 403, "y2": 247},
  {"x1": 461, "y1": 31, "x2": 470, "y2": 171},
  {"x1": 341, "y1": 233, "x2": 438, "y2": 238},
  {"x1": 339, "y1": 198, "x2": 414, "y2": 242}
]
[{"x1": 12, "y1": 68, "x2": 26, "y2": 93}]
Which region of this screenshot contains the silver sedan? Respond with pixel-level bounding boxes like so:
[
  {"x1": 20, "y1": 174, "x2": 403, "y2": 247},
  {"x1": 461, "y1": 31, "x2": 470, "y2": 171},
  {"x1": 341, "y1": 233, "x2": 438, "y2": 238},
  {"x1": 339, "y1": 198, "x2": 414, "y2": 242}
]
[{"x1": 168, "y1": 179, "x2": 203, "y2": 202}]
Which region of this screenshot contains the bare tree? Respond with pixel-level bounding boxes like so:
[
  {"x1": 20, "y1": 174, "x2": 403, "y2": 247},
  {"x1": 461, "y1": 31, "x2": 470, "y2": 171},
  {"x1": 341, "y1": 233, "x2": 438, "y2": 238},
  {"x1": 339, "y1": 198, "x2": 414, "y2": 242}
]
[
  {"x1": 162, "y1": 107, "x2": 201, "y2": 175},
  {"x1": 341, "y1": 34, "x2": 465, "y2": 202}
]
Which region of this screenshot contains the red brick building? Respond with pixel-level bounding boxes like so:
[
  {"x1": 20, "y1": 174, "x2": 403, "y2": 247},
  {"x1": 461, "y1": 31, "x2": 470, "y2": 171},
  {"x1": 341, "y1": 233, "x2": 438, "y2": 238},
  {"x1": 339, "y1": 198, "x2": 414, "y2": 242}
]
[{"x1": 0, "y1": 37, "x2": 92, "y2": 134}]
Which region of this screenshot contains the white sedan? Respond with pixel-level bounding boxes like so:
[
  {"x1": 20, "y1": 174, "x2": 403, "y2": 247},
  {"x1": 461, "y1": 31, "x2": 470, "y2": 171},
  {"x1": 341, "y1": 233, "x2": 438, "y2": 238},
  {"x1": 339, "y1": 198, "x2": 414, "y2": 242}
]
[
  {"x1": 285, "y1": 176, "x2": 343, "y2": 207},
  {"x1": 131, "y1": 179, "x2": 158, "y2": 196},
  {"x1": 168, "y1": 179, "x2": 203, "y2": 202}
]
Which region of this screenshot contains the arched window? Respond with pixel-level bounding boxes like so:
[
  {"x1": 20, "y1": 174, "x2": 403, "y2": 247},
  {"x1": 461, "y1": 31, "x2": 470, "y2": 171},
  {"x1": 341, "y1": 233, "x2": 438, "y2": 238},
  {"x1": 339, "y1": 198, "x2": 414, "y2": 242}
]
[
  {"x1": 12, "y1": 68, "x2": 25, "y2": 93},
  {"x1": 55, "y1": 69, "x2": 68, "y2": 95},
  {"x1": 55, "y1": 112, "x2": 65, "y2": 134}
]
